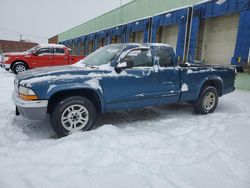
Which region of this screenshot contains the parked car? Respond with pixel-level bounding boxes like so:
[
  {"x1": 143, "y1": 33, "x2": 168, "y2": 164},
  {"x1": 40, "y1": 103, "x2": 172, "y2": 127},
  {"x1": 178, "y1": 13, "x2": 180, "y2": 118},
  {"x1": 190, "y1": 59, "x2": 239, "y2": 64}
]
[
  {"x1": 1, "y1": 44, "x2": 84, "y2": 74},
  {"x1": 13, "y1": 43, "x2": 236, "y2": 137}
]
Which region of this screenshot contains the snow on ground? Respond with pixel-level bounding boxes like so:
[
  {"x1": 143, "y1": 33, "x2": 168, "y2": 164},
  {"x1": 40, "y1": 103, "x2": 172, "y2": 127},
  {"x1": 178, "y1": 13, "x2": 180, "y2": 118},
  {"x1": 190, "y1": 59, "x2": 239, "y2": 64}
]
[{"x1": 0, "y1": 68, "x2": 250, "y2": 188}]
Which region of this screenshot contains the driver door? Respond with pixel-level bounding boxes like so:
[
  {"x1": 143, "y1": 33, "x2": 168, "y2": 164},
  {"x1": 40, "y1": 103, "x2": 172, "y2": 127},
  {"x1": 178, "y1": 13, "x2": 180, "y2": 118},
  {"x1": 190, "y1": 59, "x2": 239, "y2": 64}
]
[
  {"x1": 102, "y1": 48, "x2": 161, "y2": 111},
  {"x1": 30, "y1": 47, "x2": 53, "y2": 68}
]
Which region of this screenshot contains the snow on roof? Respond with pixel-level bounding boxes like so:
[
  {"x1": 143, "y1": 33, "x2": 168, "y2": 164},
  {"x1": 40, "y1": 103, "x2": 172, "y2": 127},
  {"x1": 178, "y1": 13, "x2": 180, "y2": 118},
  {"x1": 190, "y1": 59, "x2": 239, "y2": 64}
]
[
  {"x1": 194, "y1": 0, "x2": 226, "y2": 6},
  {"x1": 153, "y1": 5, "x2": 191, "y2": 17},
  {"x1": 150, "y1": 43, "x2": 172, "y2": 48},
  {"x1": 38, "y1": 44, "x2": 66, "y2": 48}
]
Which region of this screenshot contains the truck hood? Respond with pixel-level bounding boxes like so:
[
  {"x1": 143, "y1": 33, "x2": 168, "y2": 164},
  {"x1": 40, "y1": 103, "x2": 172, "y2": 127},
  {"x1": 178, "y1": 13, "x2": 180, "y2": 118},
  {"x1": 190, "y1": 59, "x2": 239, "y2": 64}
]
[
  {"x1": 4, "y1": 52, "x2": 29, "y2": 56},
  {"x1": 16, "y1": 65, "x2": 114, "y2": 86}
]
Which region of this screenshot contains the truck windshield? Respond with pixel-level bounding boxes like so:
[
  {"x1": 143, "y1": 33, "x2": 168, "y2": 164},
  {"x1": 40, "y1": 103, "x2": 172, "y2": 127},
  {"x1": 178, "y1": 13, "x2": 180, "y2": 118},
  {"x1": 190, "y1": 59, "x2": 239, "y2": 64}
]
[
  {"x1": 26, "y1": 46, "x2": 39, "y2": 53},
  {"x1": 81, "y1": 45, "x2": 124, "y2": 66}
]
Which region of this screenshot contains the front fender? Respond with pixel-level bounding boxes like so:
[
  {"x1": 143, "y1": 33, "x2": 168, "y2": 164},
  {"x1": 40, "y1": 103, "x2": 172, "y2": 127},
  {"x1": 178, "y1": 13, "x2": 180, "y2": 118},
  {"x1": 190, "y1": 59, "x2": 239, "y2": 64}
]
[
  {"x1": 10, "y1": 59, "x2": 29, "y2": 69},
  {"x1": 45, "y1": 83, "x2": 104, "y2": 112}
]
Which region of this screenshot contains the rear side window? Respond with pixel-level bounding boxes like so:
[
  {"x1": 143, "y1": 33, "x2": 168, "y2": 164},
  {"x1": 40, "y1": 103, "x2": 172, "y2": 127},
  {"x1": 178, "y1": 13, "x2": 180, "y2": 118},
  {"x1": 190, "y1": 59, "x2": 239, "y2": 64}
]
[
  {"x1": 123, "y1": 49, "x2": 153, "y2": 67},
  {"x1": 157, "y1": 47, "x2": 173, "y2": 67},
  {"x1": 54, "y1": 48, "x2": 65, "y2": 55}
]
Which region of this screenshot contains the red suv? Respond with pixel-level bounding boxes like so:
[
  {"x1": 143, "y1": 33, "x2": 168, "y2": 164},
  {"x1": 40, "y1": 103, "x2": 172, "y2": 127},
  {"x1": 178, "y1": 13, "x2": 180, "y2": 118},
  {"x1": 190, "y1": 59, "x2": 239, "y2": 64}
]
[{"x1": 0, "y1": 44, "x2": 84, "y2": 74}]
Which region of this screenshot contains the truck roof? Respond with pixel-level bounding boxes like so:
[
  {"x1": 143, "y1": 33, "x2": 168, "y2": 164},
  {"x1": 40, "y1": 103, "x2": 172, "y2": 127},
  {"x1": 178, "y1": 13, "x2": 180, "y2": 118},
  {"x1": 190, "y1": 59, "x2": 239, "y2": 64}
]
[
  {"x1": 108, "y1": 43, "x2": 173, "y2": 49},
  {"x1": 38, "y1": 44, "x2": 66, "y2": 49}
]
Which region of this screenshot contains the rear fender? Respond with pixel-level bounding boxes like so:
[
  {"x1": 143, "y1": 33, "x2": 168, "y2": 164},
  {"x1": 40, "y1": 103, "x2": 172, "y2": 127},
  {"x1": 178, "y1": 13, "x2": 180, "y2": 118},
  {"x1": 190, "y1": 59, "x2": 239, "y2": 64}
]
[{"x1": 195, "y1": 75, "x2": 223, "y2": 100}]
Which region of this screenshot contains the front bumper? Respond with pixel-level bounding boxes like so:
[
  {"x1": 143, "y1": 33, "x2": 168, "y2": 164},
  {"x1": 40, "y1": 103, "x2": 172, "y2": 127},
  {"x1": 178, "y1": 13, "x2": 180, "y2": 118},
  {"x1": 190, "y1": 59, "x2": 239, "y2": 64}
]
[
  {"x1": 12, "y1": 92, "x2": 48, "y2": 120},
  {"x1": 1, "y1": 63, "x2": 11, "y2": 69}
]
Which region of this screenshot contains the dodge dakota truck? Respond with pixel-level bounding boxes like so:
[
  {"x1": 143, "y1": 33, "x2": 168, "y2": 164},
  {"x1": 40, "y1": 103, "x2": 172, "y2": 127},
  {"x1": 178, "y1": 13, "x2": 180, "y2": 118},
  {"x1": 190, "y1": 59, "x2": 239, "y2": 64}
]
[
  {"x1": 1, "y1": 44, "x2": 84, "y2": 74},
  {"x1": 12, "y1": 43, "x2": 236, "y2": 137}
]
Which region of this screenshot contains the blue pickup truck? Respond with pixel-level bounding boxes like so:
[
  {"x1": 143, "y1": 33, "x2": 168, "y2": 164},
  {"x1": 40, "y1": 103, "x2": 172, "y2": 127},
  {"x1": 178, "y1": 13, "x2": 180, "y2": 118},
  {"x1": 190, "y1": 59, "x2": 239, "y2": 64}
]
[{"x1": 13, "y1": 43, "x2": 236, "y2": 137}]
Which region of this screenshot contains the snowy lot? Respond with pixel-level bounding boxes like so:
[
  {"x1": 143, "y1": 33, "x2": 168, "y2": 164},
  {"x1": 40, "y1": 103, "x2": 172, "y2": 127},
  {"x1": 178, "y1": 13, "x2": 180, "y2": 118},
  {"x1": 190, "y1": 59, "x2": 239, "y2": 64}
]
[{"x1": 0, "y1": 68, "x2": 250, "y2": 188}]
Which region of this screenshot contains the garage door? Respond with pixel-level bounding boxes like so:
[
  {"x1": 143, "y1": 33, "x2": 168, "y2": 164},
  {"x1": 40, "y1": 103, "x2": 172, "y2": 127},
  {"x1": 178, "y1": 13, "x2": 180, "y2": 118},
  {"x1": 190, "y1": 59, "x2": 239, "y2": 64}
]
[
  {"x1": 157, "y1": 24, "x2": 178, "y2": 50},
  {"x1": 129, "y1": 31, "x2": 144, "y2": 43},
  {"x1": 196, "y1": 13, "x2": 239, "y2": 65}
]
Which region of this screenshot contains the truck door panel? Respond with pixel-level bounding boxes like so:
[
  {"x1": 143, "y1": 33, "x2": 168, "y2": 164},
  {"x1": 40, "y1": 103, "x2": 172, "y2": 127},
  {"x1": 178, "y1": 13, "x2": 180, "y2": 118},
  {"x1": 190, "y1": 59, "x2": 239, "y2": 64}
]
[
  {"x1": 51, "y1": 48, "x2": 68, "y2": 66},
  {"x1": 156, "y1": 46, "x2": 180, "y2": 103},
  {"x1": 102, "y1": 49, "x2": 161, "y2": 111},
  {"x1": 30, "y1": 47, "x2": 53, "y2": 68}
]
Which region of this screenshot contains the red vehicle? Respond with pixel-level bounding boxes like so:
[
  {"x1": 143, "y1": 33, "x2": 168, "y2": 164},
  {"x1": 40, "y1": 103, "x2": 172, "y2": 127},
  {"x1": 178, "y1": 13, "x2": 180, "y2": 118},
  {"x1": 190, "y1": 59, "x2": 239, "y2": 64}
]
[{"x1": 0, "y1": 44, "x2": 84, "y2": 74}]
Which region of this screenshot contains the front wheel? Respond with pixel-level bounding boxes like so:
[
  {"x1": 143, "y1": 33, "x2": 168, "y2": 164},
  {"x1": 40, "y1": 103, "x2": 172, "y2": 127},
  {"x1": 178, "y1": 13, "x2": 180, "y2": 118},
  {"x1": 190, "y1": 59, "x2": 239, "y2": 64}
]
[
  {"x1": 12, "y1": 62, "x2": 28, "y2": 74},
  {"x1": 50, "y1": 96, "x2": 96, "y2": 137},
  {"x1": 193, "y1": 86, "x2": 219, "y2": 114}
]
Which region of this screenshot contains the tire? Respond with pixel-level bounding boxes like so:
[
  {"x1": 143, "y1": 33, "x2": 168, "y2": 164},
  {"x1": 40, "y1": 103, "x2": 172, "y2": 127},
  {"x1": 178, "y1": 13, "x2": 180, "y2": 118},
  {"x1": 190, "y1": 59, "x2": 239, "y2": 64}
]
[
  {"x1": 193, "y1": 86, "x2": 219, "y2": 115},
  {"x1": 50, "y1": 96, "x2": 96, "y2": 137},
  {"x1": 5, "y1": 68, "x2": 10, "y2": 71},
  {"x1": 12, "y1": 62, "x2": 28, "y2": 74}
]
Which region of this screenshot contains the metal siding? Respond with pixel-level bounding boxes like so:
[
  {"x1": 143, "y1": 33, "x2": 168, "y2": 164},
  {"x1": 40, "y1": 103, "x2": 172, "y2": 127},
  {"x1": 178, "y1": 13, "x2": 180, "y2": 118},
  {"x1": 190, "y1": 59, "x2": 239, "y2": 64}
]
[
  {"x1": 200, "y1": 14, "x2": 239, "y2": 65},
  {"x1": 134, "y1": 31, "x2": 144, "y2": 43},
  {"x1": 58, "y1": 0, "x2": 201, "y2": 42},
  {"x1": 176, "y1": 22, "x2": 187, "y2": 60},
  {"x1": 158, "y1": 25, "x2": 179, "y2": 49},
  {"x1": 151, "y1": 7, "x2": 189, "y2": 60},
  {"x1": 77, "y1": 40, "x2": 81, "y2": 55},
  {"x1": 188, "y1": 17, "x2": 200, "y2": 62},
  {"x1": 126, "y1": 18, "x2": 150, "y2": 43},
  {"x1": 188, "y1": 0, "x2": 250, "y2": 65},
  {"x1": 233, "y1": 9, "x2": 250, "y2": 66},
  {"x1": 107, "y1": 25, "x2": 127, "y2": 43}
]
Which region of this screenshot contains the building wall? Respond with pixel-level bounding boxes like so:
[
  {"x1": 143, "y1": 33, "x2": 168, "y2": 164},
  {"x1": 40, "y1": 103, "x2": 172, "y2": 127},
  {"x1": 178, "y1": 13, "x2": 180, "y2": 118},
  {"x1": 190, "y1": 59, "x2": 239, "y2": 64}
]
[
  {"x1": 58, "y1": 0, "x2": 201, "y2": 42},
  {"x1": 48, "y1": 35, "x2": 58, "y2": 44},
  {"x1": 0, "y1": 40, "x2": 38, "y2": 53},
  {"x1": 58, "y1": 0, "x2": 250, "y2": 68},
  {"x1": 188, "y1": 0, "x2": 250, "y2": 67}
]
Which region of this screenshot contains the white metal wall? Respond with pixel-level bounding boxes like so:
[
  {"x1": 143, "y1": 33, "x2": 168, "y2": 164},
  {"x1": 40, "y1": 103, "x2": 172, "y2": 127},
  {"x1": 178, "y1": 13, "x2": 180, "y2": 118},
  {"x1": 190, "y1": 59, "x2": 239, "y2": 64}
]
[
  {"x1": 158, "y1": 25, "x2": 179, "y2": 50},
  {"x1": 199, "y1": 14, "x2": 239, "y2": 65},
  {"x1": 134, "y1": 31, "x2": 144, "y2": 43}
]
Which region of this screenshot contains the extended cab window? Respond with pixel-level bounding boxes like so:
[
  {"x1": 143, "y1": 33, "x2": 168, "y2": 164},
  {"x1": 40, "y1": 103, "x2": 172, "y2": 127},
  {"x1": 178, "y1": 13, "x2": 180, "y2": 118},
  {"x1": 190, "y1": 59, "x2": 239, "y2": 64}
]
[
  {"x1": 36, "y1": 48, "x2": 53, "y2": 56},
  {"x1": 157, "y1": 47, "x2": 173, "y2": 67},
  {"x1": 54, "y1": 48, "x2": 65, "y2": 55},
  {"x1": 123, "y1": 49, "x2": 152, "y2": 67}
]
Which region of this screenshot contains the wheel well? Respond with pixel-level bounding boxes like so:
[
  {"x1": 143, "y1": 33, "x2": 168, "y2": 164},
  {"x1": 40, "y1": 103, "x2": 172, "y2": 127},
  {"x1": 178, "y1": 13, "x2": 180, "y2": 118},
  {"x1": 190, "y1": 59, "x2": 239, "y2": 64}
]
[
  {"x1": 10, "y1": 61, "x2": 29, "y2": 70},
  {"x1": 201, "y1": 80, "x2": 222, "y2": 96},
  {"x1": 47, "y1": 89, "x2": 102, "y2": 114}
]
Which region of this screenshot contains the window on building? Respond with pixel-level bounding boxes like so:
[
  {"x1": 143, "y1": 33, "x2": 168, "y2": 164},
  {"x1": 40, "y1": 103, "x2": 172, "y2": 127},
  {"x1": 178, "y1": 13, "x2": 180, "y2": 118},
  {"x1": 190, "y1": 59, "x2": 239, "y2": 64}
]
[
  {"x1": 88, "y1": 41, "x2": 93, "y2": 54},
  {"x1": 98, "y1": 39, "x2": 104, "y2": 48}
]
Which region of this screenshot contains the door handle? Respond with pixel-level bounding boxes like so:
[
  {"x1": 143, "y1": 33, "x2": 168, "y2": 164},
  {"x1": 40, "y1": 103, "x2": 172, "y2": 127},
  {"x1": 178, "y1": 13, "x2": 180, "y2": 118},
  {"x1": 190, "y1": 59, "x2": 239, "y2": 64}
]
[
  {"x1": 150, "y1": 75, "x2": 159, "y2": 80},
  {"x1": 48, "y1": 57, "x2": 52, "y2": 59},
  {"x1": 150, "y1": 75, "x2": 159, "y2": 79}
]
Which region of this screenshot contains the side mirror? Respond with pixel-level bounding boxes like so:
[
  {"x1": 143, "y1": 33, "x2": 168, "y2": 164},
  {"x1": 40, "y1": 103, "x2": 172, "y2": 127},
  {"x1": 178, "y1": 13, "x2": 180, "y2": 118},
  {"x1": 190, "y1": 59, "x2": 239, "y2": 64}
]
[
  {"x1": 115, "y1": 59, "x2": 134, "y2": 73},
  {"x1": 32, "y1": 51, "x2": 37, "y2": 56}
]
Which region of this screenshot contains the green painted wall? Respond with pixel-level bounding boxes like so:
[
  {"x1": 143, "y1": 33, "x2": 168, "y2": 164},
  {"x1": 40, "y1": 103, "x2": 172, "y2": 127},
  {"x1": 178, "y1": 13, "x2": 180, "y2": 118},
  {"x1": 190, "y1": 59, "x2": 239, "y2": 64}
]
[{"x1": 58, "y1": 0, "x2": 202, "y2": 42}]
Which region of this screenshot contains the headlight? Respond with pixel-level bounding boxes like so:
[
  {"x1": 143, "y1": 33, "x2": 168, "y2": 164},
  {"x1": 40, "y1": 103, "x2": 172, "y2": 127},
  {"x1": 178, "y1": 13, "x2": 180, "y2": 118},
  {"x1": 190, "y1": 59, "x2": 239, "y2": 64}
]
[
  {"x1": 3, "y1": 56, "x2": 9, "y2": 62},
  {"x1": 18, "y1": 86, "x2": 38, "y2": 100}
]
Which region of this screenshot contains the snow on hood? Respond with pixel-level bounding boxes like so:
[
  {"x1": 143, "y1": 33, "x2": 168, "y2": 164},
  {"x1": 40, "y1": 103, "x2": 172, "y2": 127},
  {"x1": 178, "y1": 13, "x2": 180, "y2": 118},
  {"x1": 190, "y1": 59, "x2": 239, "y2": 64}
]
[
  {"x1": 17, "y1": 65, "x2": 107, "y2": 86},
  {"x1": 17, "y1": 64, "x2": 139, "y2": 87}
]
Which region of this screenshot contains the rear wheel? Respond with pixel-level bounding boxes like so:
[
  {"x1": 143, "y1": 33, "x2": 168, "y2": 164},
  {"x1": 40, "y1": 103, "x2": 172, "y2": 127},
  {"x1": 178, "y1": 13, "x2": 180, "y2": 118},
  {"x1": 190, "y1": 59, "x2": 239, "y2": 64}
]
[
  {"x1": 50, "y1": 96, "x2": 96, "y2": 137},
  {"x1": 12, "y1": 62, "x2": 28, "y2": 74},
  {"x1": 193, "y1": 86, "x2": 218, "y2": 114}
]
